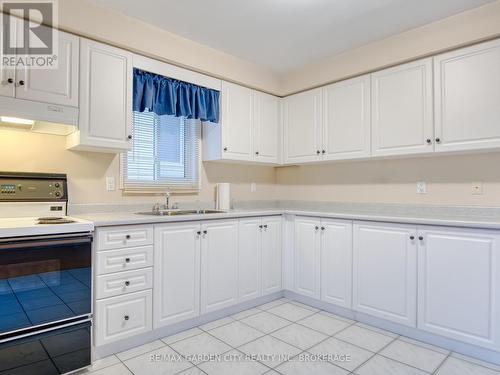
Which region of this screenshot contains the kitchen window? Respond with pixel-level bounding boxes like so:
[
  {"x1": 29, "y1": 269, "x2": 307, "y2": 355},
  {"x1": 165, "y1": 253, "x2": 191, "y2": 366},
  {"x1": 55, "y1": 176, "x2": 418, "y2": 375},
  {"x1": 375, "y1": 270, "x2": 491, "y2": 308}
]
[{"x1": 121, "y1": 110, "x2": 200, "y2": 192}]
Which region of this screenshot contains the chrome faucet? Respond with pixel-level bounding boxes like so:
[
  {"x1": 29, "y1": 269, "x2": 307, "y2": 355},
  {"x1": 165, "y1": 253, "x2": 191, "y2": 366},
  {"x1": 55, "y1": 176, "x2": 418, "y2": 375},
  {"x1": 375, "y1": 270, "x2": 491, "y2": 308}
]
[{"x1": 164, "y1": 191, "x2": 171, "y2": 210}]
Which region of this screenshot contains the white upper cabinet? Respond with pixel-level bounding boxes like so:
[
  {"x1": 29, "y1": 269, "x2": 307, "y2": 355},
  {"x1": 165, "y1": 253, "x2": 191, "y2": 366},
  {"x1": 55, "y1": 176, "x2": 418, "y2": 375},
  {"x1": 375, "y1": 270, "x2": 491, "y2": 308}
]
[
  {"x1": 221, "y1": 81, "x2": 254, "y2": 161},
  {"x1": 238, "y1": 218, "x2": 262, "y2": 302},
  {"x1": 294, "y1": 216, "x2": 321, "y2": 299},
  {"x1": 153, "y1": 223, "x2": 201, "y2": 328},
  {"x1": 203, "y1": 81, "x2": 279, "y2": 164},
  {"x1": 434, "y1": 39, "x2": 500, "y2": 152},
  {"x1": 15, "y1": 28, "x2": 79, "y2": 107},
  {"x1": 320, "y1": 219, "x2": 353, "y2": 309},
  {"x1": 261, "y1": 216, "x2": 282, "y2": 295},
  {"x1": 0, "y1": 16, "x2": 16, "y2": 98},
  {"x1": 323, "y1": 75, "x2": 371, "y2": 160},
  {"x1": 353, "y1": 221, "x2": 417, "y2": 327},
  {"x1": 417, "y1": 226, "x2": 500, "y2": 350},
  {"x1": 200, "y1": 220, "x2": 239, "y2": 314},
  {"x1": 67, "y1": 38, "x2": 133, "y2": 152},
  {"x1": 283, "y1": 88, "x2": 323, "y2": 163},
  {"x1": 0, "y1": 66, "x2": 15, "y2": 98},
  {"x1": 371, "y1": 58, "x2": 434, "y2": 157},
  {"x1": 254, "y1": 91, "x2": 280, "y2": 163}
]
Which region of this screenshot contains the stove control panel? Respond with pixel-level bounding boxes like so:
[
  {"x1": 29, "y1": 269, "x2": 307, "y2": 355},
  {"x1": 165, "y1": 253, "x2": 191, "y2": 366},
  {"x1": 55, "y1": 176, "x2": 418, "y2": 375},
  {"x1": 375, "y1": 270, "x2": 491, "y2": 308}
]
[{"x1": 0, "y1": 173, "x2": 67, "y2": 202}]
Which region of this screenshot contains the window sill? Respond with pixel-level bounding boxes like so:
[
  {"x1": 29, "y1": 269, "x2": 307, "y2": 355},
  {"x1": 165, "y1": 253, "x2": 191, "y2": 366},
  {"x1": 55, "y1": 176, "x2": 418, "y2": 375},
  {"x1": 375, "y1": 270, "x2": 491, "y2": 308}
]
[{"x1": 121, "y1": 188, "x2": 201, "y2": 195}]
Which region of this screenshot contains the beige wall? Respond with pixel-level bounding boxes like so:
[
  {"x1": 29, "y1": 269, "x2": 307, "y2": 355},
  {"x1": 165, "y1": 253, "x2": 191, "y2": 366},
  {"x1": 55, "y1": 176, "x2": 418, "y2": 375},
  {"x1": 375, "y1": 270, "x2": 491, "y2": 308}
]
[
  {"x1": 3, "y1": 2, "x2": 500, "y2": 207},
  {"x1": 56, "y1": 0, "x2": 281, "y2": 95},
  {"x1": 0, "y1": 128, "x2": 277, "y2": 204},
  {"x1": 281, "y1": 1, "x2": 500, "y2": 95},
  {"x1": 276, "y1": 153, "x2": 500, "y2": 206}
]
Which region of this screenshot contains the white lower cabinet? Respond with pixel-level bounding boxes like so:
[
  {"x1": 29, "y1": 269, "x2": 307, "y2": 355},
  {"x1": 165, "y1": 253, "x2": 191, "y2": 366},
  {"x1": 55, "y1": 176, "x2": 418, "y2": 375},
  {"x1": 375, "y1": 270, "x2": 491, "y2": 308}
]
[
  {"x1": 154, "y1": 223, "x2": 201, "y2": 328},
  {"x1": 320, "y1": 219, "x2": 353, "y2": 309},
  {"x1": 201, "y1": 220, "x2": 239, "y2": 314},
  {"x1": 238, "y1": 218, "x2": 262, "y2": 302},
  {"x1": 261, "y1": 216, "x2": 282, "y2": 295},
  {"x1": 294, "y1": 217, "x2": 321, "y2": 299},
  {"x1": 95, "y1": 290, "x2": 152, "y2": 346},
  {"x1": 96, "y1": 245, "x2": 153, "y2": 275},
  {"x1": 293, "y1": 216, "x2": 352, "y2": 307},
  {"x1": 353, "y1": 221, "x2": 417, "y2": 327},
  {"x1": 96, "y1": 268, "x2": 153, "y2": 299},
  {"x1": 417, "y1": 226, "x2": 500, "y2": 350}
]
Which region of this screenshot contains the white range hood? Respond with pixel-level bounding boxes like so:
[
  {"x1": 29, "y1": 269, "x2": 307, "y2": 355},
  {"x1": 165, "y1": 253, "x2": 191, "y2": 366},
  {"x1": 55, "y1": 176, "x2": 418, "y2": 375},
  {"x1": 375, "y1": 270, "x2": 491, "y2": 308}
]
[{"x1": 0, "y1": 96, "x2": 78, "y2": 135}]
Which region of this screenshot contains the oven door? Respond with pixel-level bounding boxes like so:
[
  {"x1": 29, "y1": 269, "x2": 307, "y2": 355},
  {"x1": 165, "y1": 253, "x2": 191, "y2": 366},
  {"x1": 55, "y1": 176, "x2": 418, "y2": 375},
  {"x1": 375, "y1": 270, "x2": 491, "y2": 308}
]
[
  {"x1": 0, "y1": 319, "x2": 91, "y2": 374},
  {"x1": 0, "y1": 233, "x2": 92, "y2": 336}
]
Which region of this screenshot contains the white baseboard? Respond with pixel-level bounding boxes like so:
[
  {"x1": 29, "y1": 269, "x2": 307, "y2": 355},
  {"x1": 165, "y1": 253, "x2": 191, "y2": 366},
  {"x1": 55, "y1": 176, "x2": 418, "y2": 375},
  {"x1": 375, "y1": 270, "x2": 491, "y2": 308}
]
[
  {"x1": 284, "y1": 290, "x2": 500, "y2": 366},
  {"x1": 93, "y1": 291, "x2": 284, "y2": 359}
]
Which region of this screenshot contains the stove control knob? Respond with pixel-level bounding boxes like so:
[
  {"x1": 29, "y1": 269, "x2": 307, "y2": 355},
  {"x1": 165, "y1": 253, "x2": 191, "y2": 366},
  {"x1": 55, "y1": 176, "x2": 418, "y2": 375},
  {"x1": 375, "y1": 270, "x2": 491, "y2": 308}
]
[
  {"x1": 54, "y1": 182, "x2": 60, "y2": 188},
  {"x1": 54, "y1": 191, "x2": 61, "y2": 197}
]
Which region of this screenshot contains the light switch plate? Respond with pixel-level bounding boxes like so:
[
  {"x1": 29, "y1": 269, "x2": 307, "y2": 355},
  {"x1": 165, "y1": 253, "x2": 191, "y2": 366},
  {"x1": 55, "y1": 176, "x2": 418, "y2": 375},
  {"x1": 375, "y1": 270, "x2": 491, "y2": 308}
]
[
  {"x1": 106, "y1": 176, "x2": 116, "y2": 191},
  {"x1": 416, "y1": 181, "x2": 427, "y2": 194},
  {"x1": 250, "y1": 183, "x2": 256, "y2": 192}
]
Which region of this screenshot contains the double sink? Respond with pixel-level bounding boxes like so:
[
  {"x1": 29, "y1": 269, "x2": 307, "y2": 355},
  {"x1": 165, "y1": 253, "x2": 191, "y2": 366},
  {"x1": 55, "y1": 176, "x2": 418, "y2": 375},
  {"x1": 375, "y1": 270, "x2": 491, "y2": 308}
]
[{"x1": 137, "y1": 209, "x2": 225, "y2": 216}]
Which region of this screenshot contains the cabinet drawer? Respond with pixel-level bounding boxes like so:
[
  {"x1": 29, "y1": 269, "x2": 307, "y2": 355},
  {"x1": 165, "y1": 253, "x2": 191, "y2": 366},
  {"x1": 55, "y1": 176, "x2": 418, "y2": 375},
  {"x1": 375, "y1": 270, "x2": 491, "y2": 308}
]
[
  {"x1": 95, "y1": 290, "x2": 152, "y2": 346},
  {"x1": 96, "y1": 267, "x2": 153, "y2": 299},
  {"x1": 96, "y1": 246, "x2": 153, "y2": 275},
  {"x1": 97, "y1": 225, "x2": 153, "y2": 251}
]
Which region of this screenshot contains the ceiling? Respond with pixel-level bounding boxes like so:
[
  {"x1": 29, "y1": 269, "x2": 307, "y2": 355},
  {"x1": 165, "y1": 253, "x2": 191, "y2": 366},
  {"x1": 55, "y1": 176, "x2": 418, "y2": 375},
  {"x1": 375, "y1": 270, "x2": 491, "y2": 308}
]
[{"x1": 91, "y1": 0, "x2": 495, "y2": 74}]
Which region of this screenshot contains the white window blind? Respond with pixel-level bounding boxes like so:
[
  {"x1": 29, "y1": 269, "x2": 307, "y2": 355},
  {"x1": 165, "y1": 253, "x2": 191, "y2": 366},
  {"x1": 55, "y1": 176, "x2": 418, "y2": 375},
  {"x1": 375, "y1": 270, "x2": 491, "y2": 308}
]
[{"x1": 121, "y1": 110, "x2": 200, "y2": 191}]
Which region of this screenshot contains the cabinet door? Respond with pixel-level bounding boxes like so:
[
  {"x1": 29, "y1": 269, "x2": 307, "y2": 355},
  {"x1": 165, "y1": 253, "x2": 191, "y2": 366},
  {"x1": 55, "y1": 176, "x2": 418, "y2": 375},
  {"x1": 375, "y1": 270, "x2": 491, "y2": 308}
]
[
  {"x1": 238, "y1": 218, "x2": 262, "y2": 302},
  {"x1": 154, "y1": 223, "x2": 201, "y2": 328},
  {"x1": 294, "y1": 216, "x2": 321, "y2": 299},
  {"x1": 0, "y1": 66, "x2": 15, "y2": 98},
  {"x1": 323, "y1": 75, "x2": 371, "y2": 160},
  {"x1": 320, "y1": 219, "x2": 353, "y2": 309},
  {"x1": 16, "y1": 28, "x2": 79, "y2": 107},
  {"x1": 434, "y1": 39, "x2": 500, "y2": 152},
  {"x1": 371, "y1": 58, "x2": 434, "y2": 157},
  {"x1": 0, "y1": 16, "x2": 17, "y2": 98},
  {"x1": 77, "y1": 38, "x2": 132, "y2": 151},
  {"x1": 418, "y1": 226, "x2": 500, "y2": 350},
  {"x1": 254, "y1": 91, "x2": 279, "y2": 163},
  {"x1": 221, "y1": 81, "x2": 253, "y2": 161},
  {"x1": 95, "y1": 290, "x2": 152, "y2": 346},
  {"x1": 201, "y1": 220, "x2": 238, "y2": 313},
  {"x1": 283, "y1": 88, "x2": 322, "y2": 163},
  {"x1": 262, "y1": 216, "x2": 282, "y2": 295},
  {"x1": 353, "y1": 222, "x2": 417, "y2": 327}
]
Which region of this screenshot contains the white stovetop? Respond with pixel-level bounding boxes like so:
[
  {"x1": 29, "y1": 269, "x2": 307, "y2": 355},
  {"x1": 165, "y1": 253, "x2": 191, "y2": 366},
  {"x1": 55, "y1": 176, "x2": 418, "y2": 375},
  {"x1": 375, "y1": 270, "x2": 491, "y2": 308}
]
[{"x1": 0, "y1": 216, "x2": 94, "y2": 238}]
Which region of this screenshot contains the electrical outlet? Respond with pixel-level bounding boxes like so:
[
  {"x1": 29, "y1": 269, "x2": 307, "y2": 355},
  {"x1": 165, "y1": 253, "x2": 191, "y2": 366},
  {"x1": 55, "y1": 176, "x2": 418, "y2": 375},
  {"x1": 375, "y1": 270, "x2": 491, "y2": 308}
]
[
  {"x1": 250, "y1": 183, "x2": 257, "y2": 193},
  {"x1": 472, "y1": 181, "x2": 483, "y2": 195},
  {"x1": 416, "y1": 181, "x2": 427, "y2": 194},
  {"x1": 106, "y1": 176, "x2": 116, "y2": 191}
]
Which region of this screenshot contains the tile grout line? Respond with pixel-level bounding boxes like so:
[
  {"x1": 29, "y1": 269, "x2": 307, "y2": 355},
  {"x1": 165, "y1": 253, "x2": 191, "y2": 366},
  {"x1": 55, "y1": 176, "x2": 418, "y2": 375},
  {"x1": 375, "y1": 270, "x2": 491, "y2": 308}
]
[
  {"x1": 448, "y1": 352, "x2": 500, "y2": 373},
  {"x1": 432, "y1": 352, "x2": 452, "y2": 375},
  {"x1": 348, "y1": 333, "x2": 398, "y2": 375}
]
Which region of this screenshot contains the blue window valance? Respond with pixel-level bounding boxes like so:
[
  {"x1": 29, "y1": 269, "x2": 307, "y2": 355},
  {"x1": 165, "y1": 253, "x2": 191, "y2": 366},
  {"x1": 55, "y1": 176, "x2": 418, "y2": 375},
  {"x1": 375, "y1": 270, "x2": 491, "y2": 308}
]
[{"x1": 133, "y1": 68, "x2": 220, "y2": 123}]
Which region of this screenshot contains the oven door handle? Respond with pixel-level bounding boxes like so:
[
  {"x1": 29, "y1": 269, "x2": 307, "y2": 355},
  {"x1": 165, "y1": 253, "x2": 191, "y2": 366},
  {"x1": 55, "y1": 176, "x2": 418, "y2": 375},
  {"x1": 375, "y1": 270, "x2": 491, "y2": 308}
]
[{"x1": 0, "y1": 235, "x2": 92, "y2": 249}]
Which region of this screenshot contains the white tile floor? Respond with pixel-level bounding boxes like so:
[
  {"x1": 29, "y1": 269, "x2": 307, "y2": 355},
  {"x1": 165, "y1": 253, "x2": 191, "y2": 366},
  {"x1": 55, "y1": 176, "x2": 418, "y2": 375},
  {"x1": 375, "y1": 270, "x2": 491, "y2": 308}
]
[{"x1": 78, "y1": 298, "x2": 500, "y2": 375}]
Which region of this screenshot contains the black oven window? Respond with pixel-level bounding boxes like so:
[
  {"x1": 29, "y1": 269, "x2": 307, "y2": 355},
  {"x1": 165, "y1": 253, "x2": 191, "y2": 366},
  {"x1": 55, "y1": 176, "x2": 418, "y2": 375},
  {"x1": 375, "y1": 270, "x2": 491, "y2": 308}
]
[{"x1": 0, "y1": 267, "x2": 91, "y2": 332}]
